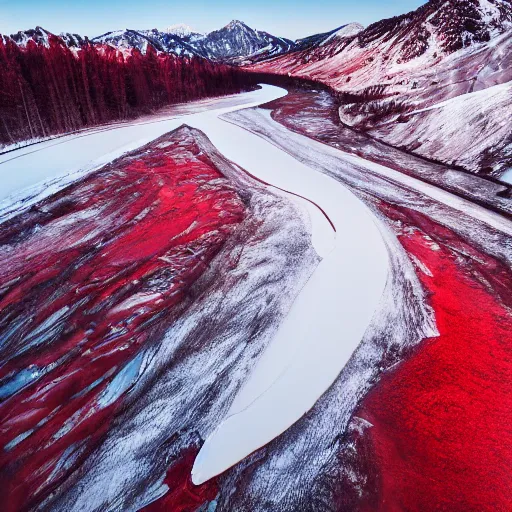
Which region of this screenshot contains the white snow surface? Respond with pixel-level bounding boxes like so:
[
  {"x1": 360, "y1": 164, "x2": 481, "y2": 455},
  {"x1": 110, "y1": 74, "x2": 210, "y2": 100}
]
[
  {"x1": 321, "y1": 22, "x2": 364, "y2": 45},
  {"x1": 503, "y1": 168, "x2": 512, "y2": 184},
  {"x1": 373, "y1": 79, "x2": 512, "y2": 177},
  {"x1": 191, "y1": 109, "x2": 389, "y2": 484},
  {"x1": 0, "y1": 90, "x2": 278, "y2": 219}
]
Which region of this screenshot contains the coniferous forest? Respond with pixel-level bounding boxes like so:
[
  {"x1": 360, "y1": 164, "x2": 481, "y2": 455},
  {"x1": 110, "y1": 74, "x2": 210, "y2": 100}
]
[{"x1": 0, "y1": 34, "x2": 255, "y2": 146}]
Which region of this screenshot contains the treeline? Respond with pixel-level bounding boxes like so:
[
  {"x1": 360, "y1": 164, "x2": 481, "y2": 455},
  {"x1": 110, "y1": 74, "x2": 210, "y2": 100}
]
[{"x1": 0, "y1": 34, "x2": 256, "y2": 146}]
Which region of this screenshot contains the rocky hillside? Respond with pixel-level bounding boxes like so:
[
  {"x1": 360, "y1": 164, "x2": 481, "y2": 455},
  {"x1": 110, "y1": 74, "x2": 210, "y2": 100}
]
[
  {"x1": 249, "y1": 0, "x2": 512, "y2": 178},
  {"x1": 91, "y1": 27, "x2": 202, "y2": 57},
  {"x1": 9, "y1": 26, "x2": 89, "y2": 48}
]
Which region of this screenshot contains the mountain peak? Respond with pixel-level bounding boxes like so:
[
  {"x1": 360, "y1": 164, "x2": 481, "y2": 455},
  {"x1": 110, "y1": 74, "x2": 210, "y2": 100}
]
[
  {"x1": 9, "y1": 26, "x2": 53, "y2": 47},
  {"x1": 165, "y1": 23, "x2": 196, "y2": 37},
  {"x1": 225, "y1": 20, "x2": 250, "y2": 31},
  {"x1": 321, "y1": 22, "x2": 364, "y2": 44},
  {"x1": 337, "y1": 22, "x2": 365, "y2": 36}
]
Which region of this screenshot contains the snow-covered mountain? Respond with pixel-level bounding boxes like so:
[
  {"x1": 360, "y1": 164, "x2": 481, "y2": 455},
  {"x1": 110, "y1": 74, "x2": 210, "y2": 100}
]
[
  {"x1": 249, "y1": 0, "x2": 512, "y2": 177},
  {"x1": 5, "y1": 22, "x2": 365, "y2": 65},
  {"x1": 4, "y1": 21, "x2": 342, "y2": 64},
  {"x1": 7, "y1": 26, "x2": 89, "y2": 48},
  {"x1": 190, "y1": 20, "x2": 294, "y2": 64},
  {"x1": 91, "y1": 20, "x2": 295, "y2": 63},
  {"x1": 91, "y1": 28, "x2": 202, "y2": 56},
  {"x1": 165, "y1": 23, "x2": 197, "y2": 38}
]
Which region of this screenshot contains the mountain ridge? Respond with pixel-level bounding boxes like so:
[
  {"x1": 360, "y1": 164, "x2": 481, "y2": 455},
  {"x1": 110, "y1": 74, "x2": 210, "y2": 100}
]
[
  {"x1": 247, "y1": 0, "x2": 512, "y2": 177},
  {"x1": 91, "y1": 20, "x2": 297, "y2": 63},
  {"x1": 3, "y1": 20, "x2": 365, "y2": 64}
]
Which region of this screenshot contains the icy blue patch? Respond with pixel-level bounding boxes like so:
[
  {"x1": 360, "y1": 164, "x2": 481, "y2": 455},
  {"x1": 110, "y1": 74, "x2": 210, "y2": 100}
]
[
  {"x1": 9, "y1": 306, "x2": 70, "y2": 362},
  {"x1": 97, "y1": 352, "x2": 144, "y2": 408},
  {"x1": 0, "y1": 316, "x2": 31, "y2": 350},
  {"x1": 4, "y1": 428, "x2": 34, "y2": 451},
  {"x1": 0, "y1": 366, "x2": 41, "y2": 400},
  {"x1": 28, "y1": 306, "x2": 69, "y2": 339},
  {"x1": 47, "y1": 441, "x2": 89, "y2": 482},
  {"x1": 208, "y1": 500, "x2": 218, "y2": 512},
  {"x1": 71, "y1": 375, "x2": 106, "y2": 399}
]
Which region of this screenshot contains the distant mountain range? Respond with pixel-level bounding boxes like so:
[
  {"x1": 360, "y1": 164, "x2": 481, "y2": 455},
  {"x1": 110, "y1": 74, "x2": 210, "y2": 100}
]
[
  {"x1": 4, "y1": 20, "x2": 356, "y2": 65},
  {"x1": 89, "y1": 20, "x2": 364, "y2": 64}
]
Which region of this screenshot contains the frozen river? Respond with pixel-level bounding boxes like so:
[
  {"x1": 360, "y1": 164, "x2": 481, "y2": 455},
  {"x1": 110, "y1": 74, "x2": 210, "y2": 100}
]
[{"x1": 0, "y1": 85, "x2": 389, "y2": 485}]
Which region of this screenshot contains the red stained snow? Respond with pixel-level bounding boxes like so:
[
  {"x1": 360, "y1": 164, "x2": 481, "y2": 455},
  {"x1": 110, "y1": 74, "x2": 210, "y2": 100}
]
[
  {"x1": 143, "y1": 447, "x2": 218, "y2": 512},
  {"x1": 257, "y1": 89, "x2": 512, "y2": 510},
  {"x1": 0, "y1": 127, "x2": 245, "y2": 510},
  {"x1": 353, "y1": 202, "x2": 512, "y2": 511}
]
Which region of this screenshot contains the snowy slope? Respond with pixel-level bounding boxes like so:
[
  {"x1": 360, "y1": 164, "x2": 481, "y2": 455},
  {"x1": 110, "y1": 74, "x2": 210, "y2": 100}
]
[
  {"x1": 249, "y1": 0, "x2": 512, "y2": 177},
  {"x1": 371, "y1": 80, "x2": 512, "y2": 176}
]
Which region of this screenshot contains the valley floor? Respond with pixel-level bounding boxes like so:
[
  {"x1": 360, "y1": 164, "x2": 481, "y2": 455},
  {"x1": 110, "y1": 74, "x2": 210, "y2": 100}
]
[{"x1": 0, "y1": 84, "x2": 511, "y2": 511}]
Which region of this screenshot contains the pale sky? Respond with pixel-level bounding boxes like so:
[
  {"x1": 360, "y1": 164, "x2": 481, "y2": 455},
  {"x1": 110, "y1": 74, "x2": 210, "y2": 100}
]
[{"x1": 0, "y1": 0, "x2": 426, "y2": 40}]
